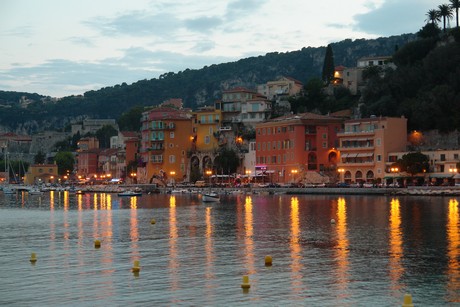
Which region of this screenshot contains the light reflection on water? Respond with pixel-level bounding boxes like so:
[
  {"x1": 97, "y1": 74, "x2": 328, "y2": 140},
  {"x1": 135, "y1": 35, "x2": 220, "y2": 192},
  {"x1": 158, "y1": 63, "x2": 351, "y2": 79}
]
[{"x1": 0, "y1": 192, "x2": 459, "y2": 306}]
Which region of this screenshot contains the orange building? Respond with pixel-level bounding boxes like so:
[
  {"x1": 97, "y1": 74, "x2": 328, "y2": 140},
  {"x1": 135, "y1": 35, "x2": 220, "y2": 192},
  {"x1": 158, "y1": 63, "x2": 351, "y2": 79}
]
[
  {"x1": 140, "y1": 107, "x2": 193, "y2": 185},
  {"x1": 255, "y1": 113, "x2": 343, "y2": 184},
  {"x1": 24, "y1": 164, "x2": 58, "y2": 185},
  {"x1": 337, "y1": 116, "x2": 407, "y2": 184}
]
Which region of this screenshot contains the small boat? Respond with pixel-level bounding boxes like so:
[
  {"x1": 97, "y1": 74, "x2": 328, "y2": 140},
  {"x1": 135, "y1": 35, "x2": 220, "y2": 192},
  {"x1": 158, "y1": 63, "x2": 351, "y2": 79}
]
[
  {"x1": 1, "y1": 186, "x2": 15, "y2": 194},
  {"x1": 118, "y1": 190, "x2": 142, "y2": 197},
  {"x1": 28, "y1": 188, "x2": 44, "y2": 195},
  {"x1": 202, "y1": 192, "x2": 220, "y2": 202}
]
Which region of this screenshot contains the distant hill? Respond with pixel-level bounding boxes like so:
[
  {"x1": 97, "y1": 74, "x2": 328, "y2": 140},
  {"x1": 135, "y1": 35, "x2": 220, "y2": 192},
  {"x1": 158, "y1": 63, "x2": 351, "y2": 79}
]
[{"x1": 0, "y1": 34, "x2": 416, "y2": 133}]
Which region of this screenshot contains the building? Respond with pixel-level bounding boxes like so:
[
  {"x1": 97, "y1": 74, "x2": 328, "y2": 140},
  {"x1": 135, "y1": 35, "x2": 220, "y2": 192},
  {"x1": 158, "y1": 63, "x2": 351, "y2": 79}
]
[
  {"x1": 216, "y1": 87, "x2": 271, "y2": 128},
  {"x1": 387, "y1": 149, "x2": 460, "y2": 185},
  {"x1": 337, "y1": 116, "x2": 407, "y2": 184},
  {"x1": 341, "y1": 56, "x2": 395, "y2": 95},
  {"x1": 140, "y1": 107, "x2": 193, "y2": 185},
  {"x1": 257, "y1": 76, "x2": 303, "y2": 100},
  {"x1": 71, "y1": 119, "x2": 118, "y2": 136},
  {"x1": 24, "y1": 164, "x2": 58, "y2": 185},
  {"x1": 255, "y1": 112, "x2": 343, "y2": 184},
  {"x1": 75, "y1": 137, "x2": 100, "y2": 179}
]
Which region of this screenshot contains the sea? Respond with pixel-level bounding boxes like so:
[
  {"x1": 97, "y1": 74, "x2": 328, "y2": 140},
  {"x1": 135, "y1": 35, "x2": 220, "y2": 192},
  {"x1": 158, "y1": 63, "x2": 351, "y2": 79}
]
[{"x1": 0, "y1": 191, "x2": 458, "y2": 306}]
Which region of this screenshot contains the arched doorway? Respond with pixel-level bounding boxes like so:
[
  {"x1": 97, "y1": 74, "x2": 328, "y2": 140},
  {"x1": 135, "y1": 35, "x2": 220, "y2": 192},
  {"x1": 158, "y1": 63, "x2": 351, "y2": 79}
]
[
  {"x1": 366, "y1": 170, "x2": 374, "y2": 182},
  {"x1": 355, "y1": 170, "x2": 363, "y2": 183},
  {"x1": 344, "y1": 171, "x2": 352, "y2": 183}
]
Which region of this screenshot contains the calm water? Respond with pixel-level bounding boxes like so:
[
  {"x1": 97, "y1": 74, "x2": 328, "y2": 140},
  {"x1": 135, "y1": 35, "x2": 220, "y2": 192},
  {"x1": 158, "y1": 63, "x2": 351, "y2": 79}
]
[{"x1": 0, "y1": 191, "x2": 459, "y2": 306}]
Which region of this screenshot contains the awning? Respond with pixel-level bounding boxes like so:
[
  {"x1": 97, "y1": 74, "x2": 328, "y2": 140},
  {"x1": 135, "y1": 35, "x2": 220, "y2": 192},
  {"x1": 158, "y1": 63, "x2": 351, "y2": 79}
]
[
  {"x1": 429, "y1": 173, "x2": 454, "y2": 178},
  {"x1": 357, "y1": 152, "x2": 373, "y2": 157},
  {"x1": 341, "y1": 153, "x2": 349, "y2": 158}
]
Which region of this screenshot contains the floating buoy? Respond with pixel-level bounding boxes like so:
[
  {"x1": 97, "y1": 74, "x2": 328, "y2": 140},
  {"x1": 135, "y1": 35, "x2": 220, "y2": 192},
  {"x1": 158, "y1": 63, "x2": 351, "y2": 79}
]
[
  {"x1": 150, "y1": 218, "x2": 156, "y2": 225},
  {"x1": 330, "y1": 219, "x2": 336, "y2": 224},
  {"x1": 265, "y1": 255, "x2": 272, "y2": 266},
  {"x1": 132, "y1": 260, "x2": 140, "y2": 273},
  {"x1": 30, "y1": 252, "x2": 37, "y2": 263},
  {"x1": 241, "y1": 275, "x2": 250, "y2": 289},
  {"x1": 94, "y1": 239, "x2": 101, "y2": 248},
  {"x1": 402, "y1": 293, "x2": 414, "y2": 307}
]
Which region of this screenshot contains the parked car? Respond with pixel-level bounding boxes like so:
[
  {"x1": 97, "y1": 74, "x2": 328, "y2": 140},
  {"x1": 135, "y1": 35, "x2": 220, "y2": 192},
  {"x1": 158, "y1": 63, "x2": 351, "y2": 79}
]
[{"x1": 336, "y1": 182, "x2": 350, "y2": 188}]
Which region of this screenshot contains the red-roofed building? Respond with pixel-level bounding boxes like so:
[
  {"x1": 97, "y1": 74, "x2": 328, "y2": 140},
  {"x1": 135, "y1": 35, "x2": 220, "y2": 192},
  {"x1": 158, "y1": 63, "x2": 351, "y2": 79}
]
[{"x1": 255, "y1": 112, "x2": 343, "y2": 184}]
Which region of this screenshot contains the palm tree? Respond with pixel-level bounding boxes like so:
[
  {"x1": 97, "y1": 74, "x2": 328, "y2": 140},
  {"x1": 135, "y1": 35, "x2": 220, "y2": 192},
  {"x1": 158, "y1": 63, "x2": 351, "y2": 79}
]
[
  {"x1": 450, "y1": 0, "x2": 460, "y2": 28},
  {"x1": 438, "y1": 4, "x2": 454, "y2": 32},
  {"x1": 426, "y1": 9, "x2": 441, "y2": 24}
]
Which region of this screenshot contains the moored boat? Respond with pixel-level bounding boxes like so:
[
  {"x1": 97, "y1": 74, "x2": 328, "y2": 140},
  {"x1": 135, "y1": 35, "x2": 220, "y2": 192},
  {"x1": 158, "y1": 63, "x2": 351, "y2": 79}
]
[
  {"x1": 118, "y1": 190, "x2": 142, "y2": 197},
  {"x1": 202, "y1": 192, "x2": 220, "y2": 202}
]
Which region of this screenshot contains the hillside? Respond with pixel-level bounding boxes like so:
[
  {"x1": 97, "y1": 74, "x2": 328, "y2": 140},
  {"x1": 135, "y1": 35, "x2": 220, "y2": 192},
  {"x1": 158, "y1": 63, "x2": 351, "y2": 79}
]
[{"x1": 0, "y1": 34, "x2": 415, "y2": 134}]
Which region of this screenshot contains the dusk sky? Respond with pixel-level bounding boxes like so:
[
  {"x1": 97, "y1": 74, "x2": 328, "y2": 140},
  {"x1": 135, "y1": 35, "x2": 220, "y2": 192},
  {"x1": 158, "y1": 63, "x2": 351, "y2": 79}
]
[{"x1": 1, "y1": 0, "x2": 443, "y2": 97}]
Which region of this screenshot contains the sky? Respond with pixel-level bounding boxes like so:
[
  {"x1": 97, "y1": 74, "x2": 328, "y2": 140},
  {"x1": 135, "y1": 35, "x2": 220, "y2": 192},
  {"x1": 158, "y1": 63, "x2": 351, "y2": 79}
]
[{"x1": 0, "y1": 0, "x2": 443, "y2": 98}]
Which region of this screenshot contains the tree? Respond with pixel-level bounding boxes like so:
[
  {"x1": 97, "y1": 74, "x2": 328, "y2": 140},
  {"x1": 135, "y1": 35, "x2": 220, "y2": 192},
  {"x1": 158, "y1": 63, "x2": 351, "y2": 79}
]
[
  {"x1": 450, "y1": 0, "x2": 460, "y2": 28},
  {"x1": 96, "y1": 125, "x2": 118, "y2": 149},
  {"x1": 118, "y1": 106, "x2": 144, "y2": 131},
  {"x1": 438, "y1": 4, "x2": 453, "y2": 33},
  {"x1": 213, "y1": 147, "x2": 240, "y2": 175},
  {"x1": 34, "y1": 150, "x2": 46, "y2": 164},
  {"x1": 321, "y1": 44, "x2": 335, "y2": 85},
  {"x1": 54, "y1": 151, "x2": 75, "y2": 175},
  {"x1": 398, "y1": 152, "x2": 430, "y2": 176},
  {"x1": 426, "y1": 9, "x2": 441, "y2": 25}
]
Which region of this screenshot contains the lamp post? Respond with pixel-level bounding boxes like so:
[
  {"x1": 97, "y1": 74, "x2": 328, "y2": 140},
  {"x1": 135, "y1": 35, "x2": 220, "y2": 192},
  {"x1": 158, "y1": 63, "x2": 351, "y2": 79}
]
[
  {"x1": 337, "y1": 168, "x2": 345, "y2": 182},
  {"x1": 245, "y1": 170, "x2": 251, "y2": 184},
  {"x1": 291, "y1": 169, "x2": 298, "y2": 184},
  {"x1": 205, "y1": 170, "x2": 212, "y2": 186},
  {"x1": 169, "y1": 171, "x2": 175, "y2": 187}
]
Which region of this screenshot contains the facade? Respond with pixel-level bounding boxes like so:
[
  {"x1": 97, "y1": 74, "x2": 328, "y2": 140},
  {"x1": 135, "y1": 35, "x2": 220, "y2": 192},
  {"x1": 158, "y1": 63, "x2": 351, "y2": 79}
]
[
  {"x1": 140, "y1": 107, "x2": 193, "y2": 185},
  {"x1": 257, "y1": 77, "x2": 303, "y2": 100},
  {"x1": 255, "y1": 113, "x2": 343, "y2": 184},
  {"x1": 24, "y1": 164, "x2": 58, "y2": 185},
  {"x1": 216, "y1": 87, "x2": 271, "y2": 128},
  {"x1": 387, "y1": 149, "x2": 460, "y2": 185},
  {"x1": 341, "y1": 56, "x2": 395, "y2": 95},
  {"x1": 71, "y1": 119, "x2": 118, "y2": 136},
  {"x1": 75, "y1": 137, "x2": 100, "y2": 179},
  {"x1": 337, "y1": 116, "x2": 408, "y2": 183}
]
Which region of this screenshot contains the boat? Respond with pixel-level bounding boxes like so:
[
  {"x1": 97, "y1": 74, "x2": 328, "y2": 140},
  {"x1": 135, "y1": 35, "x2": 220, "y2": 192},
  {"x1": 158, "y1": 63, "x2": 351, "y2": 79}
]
[
  {"x1": 28, "y1": 188, "x2": 43, "y2": 195},
  {"x1": 202, "y1": 192, "x2": 220, "y2": 202},
  {"x1": 118, "y1": 190, "x2": 142, "y2": 197},
  {"x1": 1, "y1": 186, "x2": 15, "y2": 194}
]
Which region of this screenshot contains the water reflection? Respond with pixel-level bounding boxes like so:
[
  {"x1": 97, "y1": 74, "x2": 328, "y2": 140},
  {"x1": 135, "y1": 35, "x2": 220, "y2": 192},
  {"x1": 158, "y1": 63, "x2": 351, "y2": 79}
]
[
  {"x1": 243, "y1": 196, "x2": 255, "y2": 275},
  {"x1": 169, "y1": 195, "x2": 179, "y2": 291},
  {"x1": 334, "y1": 197, "x2": 349, "y2": 293},
  {"x1": 289, "y1": 197, "x2": 303, "y2": 293},
  {"x1": 389, "y1": 198, "x2": 404, "y2": 291},
  {"x1": 447, "y1": 199, "x2": 459, "y2": 302}
]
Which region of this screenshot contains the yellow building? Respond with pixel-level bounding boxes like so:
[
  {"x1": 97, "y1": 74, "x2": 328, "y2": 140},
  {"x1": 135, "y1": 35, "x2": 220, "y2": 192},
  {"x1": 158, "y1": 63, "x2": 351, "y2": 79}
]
[
  {"x1": 337, "y1": 116, "x2": 407, "y2": 183},
  {"x1": 192, "y1": 106, "x2": 222, "y2": 152},
  {"x1": 140, "y1": 107, "x2": 193, "y2": 185},
  {"x1": 24, "y1": 164, "x2": 59, "y2": 185}
]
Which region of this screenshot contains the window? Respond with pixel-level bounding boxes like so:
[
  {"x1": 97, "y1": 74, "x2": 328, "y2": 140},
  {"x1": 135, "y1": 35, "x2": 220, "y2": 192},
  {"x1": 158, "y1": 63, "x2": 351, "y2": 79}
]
[
  {"x1": 170, "y1": 132, "x2": 174, "y2": 138},
  {"x1": 377, "y1": 154, "x2": 382, "y2": 162},
  {"x1": 204, "y1": 136, "x2": 210, "y2": 144},
  {"x1": 267, "y1": 142, "x2": 271, "y2": 151},
  {"x1": 376, "y1": 138, "x2": 381, "y2": 146},
  {"x1": 440, "y1": 154, "x2": 446, "y2": 161},
  {"x1": 322, "y1": 142, "x2": 327, "y2": 148},
  {"x1": 322, "y1": 133, "x2": 327, "y2": 139},
  {"x1": 454, "y1": 154, "x2": 459, "y2": 159},
  {"x1": 169, "y1": 155, "x2": 175, "y2": 163},
  {"x1": 201, "y1": 115, "x2": 206, "y2": 123}
]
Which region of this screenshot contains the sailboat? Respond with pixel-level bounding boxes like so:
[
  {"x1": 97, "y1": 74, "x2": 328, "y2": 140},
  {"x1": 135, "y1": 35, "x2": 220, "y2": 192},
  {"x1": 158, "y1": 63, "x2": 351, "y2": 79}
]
[{"x1": 1, "y1": 149, "x2": 15, "y2": 194}]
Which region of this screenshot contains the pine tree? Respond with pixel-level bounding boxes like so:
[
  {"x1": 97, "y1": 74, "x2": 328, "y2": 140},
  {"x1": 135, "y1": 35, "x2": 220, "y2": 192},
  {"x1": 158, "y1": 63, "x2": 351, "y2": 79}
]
[{"x1": 322, "y1": 44, "x2": 335, "y2": 85}]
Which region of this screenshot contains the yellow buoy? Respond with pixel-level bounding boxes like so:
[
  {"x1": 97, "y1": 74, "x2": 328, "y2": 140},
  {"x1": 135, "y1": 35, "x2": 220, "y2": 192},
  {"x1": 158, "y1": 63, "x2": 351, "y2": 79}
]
[
  {"x1": 150, "y1": 218, "x2": 156, "y2": 225},
  {"x1": 94, "y1": 239, "x2": 101, "y2": 248},
  {"x1": 30, "y1": 252, "x2": 37, "y2": 263},
  {"x1": 265, "y1": 255, "x2": 273, "y2": 266},
  {"x1": 241, "y1": 275, "x2": 251, "y2": 289},
  {"x1": 132, "y1": 260, "x2": 140, "y2": 273},
  {"x1": 402, "y1": 293, "x2": 414, "y2": 307}
]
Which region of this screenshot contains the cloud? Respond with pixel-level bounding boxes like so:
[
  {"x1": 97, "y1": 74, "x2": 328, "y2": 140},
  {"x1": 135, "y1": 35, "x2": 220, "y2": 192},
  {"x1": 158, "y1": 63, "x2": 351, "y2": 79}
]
[
  {"x1": 184, "y1": 16, "x2": 223, "y2": 33},
  {"x1": 67, "y1": 37, "x2": 96, "y2": 47},
  {"x1": 1, "y1": 25, "x2": 35, "y2": 38},
  {"x1": 84, "y1": 10, "x2": 182, "y2": 37},
  {"x1": 353, "y1": 0, "x2": 438, "y2": 36},
  {"x1": 0, "y1": 47, "x2": 233, "y2": 97}
]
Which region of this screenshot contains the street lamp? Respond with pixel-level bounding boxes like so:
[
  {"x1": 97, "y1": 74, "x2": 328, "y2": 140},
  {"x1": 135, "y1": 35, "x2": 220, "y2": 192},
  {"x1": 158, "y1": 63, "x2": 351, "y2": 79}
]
[
  {"x1": 205, "y1": 170, "x2": 212, "y2": 186},
  {"x1": 337, "y1": 168, "x2": 345, "y2": 182},
  {"x1": 291, "y1": 169, "x2": 298, "y2": 184},
  {"x1": 169, "y1": 171, "x2": 176, "y2": 186}
]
